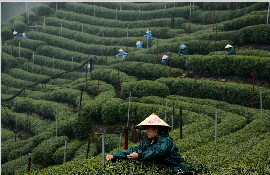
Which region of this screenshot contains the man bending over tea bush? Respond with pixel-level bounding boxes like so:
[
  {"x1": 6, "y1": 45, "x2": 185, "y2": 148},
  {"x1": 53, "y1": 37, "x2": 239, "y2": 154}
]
[{"x1": 106, "y1": 113, "x2": 194, "y2": 175}]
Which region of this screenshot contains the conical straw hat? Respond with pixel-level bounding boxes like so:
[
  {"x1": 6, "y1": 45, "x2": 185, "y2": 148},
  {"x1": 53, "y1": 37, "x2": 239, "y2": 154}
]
[
  {"x1": 225, "y1": 44, "x2": 233, "y2": 49},
  {"x1": 136, "y1": 113, "x2": 171, "y2": 128},
  {"x1": 146, "y1": 29, "x2": 151, "y2": 33},
  {"x1": 13, "y1": 31, "x2": 17, "y2": 34},
  {"x1": 119, "y1": 48, "x2": 124, "y2": 52},
  {"x1": 136, "y1": 41, "x2": 141, "y2": 45}
]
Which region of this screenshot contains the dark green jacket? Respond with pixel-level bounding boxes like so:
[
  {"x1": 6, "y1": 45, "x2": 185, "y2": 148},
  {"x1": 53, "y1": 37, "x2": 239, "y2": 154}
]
[
  {"x1": 112, "y1": 133, "x2": 188, "y2": 173},
  {"x1": 178, "y1": 48, "x2": 189, "y2": 56},
  {"x1": 225, "y1": 47, "x2": 236, "y2": 55}
]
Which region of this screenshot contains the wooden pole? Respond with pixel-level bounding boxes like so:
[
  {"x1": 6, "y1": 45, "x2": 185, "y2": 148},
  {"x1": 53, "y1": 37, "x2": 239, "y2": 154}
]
[
  {"x1": 124, "y1": 128, "x2": 128, "y2": 150},
  {"x1": 43, "y1": 157, "x2": 46, "y2": 168},
  {"x1": 180, "y1": 106, "x2": 183, "y2": 139},
  {"x1": 127, "y1": 92, "x2": 131, "y2": 128},
  {"x1": 209, "y1": 4, "x2": 211, "y2": 24},
  {"x1": 133, "y1": 107, "x2": 137, "y2": 142},
  {"x1": 27, "y1": 113, "x2": 29, "y2": 139},
  {"x1": 86, "y1": 135, "x2": 91, "y2": 159},
  {"x1": 233, "y1": 2, "x2": 235, "y2": 19},
  {"x1": 165, "y1": 102, "x2": 167, "y2": 122},
  {"x1": 27, "y1": 153, "x2": 31, "y2": 172},
  {"x1": 251, "y1": 69, "x2": 256, "y2": 108},
  {"x1": 32, "y1": 52, "x2": 35, "y2": 73},
  {"x1": 156, "y1": 40, "x2": 159, "y2": 64},
  {"x1": 212, "y1": 7, "x2": 215, "y2": 32},
  {"x1": 101, "y1": 132, "x2": 105, "y2": 165},
  {"x1": 148, "y1": 27, "x2": 151, "y2": 48},
  {"x1": 214, "y1": 25, "x2": 217, "y2": 52},
  {"x1": 172, "y1": 104, "x2": 175, "y2": 130},
  {"x1": 14, "y1": 124, "x2": 17, "y2": 142}
]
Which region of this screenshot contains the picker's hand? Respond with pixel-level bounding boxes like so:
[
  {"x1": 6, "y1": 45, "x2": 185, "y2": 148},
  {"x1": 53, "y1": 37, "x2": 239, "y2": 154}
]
[
  {"x1": 127, "y1": 152, "x2": 138, "y2": 159},
  {"x1": 106, "y1": 155, "x2": 114, "y2": 161}
]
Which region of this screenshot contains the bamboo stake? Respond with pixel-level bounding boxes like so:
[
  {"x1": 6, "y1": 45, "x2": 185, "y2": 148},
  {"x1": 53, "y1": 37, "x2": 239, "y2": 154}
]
[
  {"x1": 117, "y1": 69, "x2": 119, "y2": 98},
  {"x1": 98, "y1": 78, "x2": 100, "y2": 95},
  {"x1": 102, "y1": 132, "x2": 105, "y2": 165},
  {"x1": 215, "y1": 109, "x2": 218, "y2": 144},
  {"x1": 63, "y1": 140, "x2": 67, "y2": 163},
  {"x1": 27, "y1": 153, "x2": 31, "y2": 172},
  {"x1": 127, "y1": 92, "x2": 131, "y2": 128},
  {"x1": 156, "y1": 40, "x2": 159, "y2": 64},
  {"x1": 169, "y1": 53, "x2": 172, "y2": 77},
  {"x1": 260, "y1": 90, "x2": 263, "y2": 118}
]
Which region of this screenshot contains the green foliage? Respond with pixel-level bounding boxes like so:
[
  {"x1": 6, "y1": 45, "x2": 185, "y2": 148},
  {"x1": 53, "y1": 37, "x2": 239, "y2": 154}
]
[
  {"x1": 12, "y1": 37, "x2": 47, "y2": 51},
  {"x1": 109, "y1": 61, "x2": 183, "y2": 79},
  {"x1": 90, "y1": 68, "x2": 137, "y2": 85},
  {"x1": 172, "y1": 54, "x2": 270, "y2": 79},
  {"x1": 53, "y1": 139, "x2": 85, "y2": 164},
  {"x1": 121, "y1": 80, "x2": 170, "y2": 98},
  {"x1": 2, "y1": 45, "x2": 33, "y2": 60},
  {"x1": 28, "y1": 31, "x2": 136, "y2": 56},
  {"x1": 1, "y1": 73, "x2": 33, "y2": 89},
  {"x1": 32, "y1": 136, "x2": 68, "y2": 165},
  {"x1": 1, "y1": 128, "x2": 14, "y2": 142},
  {"x1": 101, "y1": 98, "x2": 123, "y2": 124},
  {"x1": 208, "y1": 49, "x2": 270, "y2": 57},
  {"x1": 2, "y1": 26, "x2": 13, "y2": 41},
  {"x1": 32, "y1": 3, "x2": 54, "y2": 16},
  {"x1": 45, "y1": 17, "x2": 182, "y2": 39},
  {"x1": 75, "y1": 101, "x2": 97, "y2": 139},
  {"x1": 12, "y1": 16, "x2": 27, "y2": 33},
  {"x1": 64, "y1": 2, "x2": 192, "y2": 21},
  {"x1": 1, "y1": 52, "x2": 25, "y2": 73},
  {"x1": 157, "y1": 77, "x2": 270, "y2": 109},
  {"x1": 73, "y1": 142, "x2": 98, "y2": 160},
  {"x1": 96, "y1": 134, "x2": 120, "y2": 153},
  {"x1": 8, "y1": 68, "x2": 49, "y2": 83}
]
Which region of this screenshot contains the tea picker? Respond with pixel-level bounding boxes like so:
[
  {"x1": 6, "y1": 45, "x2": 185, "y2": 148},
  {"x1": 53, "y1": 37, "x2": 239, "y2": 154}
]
[
  {"x1": 144, "y1": 29, "x2": 152, "y2": 38},
  {"x1": 161, "y1": 55, "x2": 170, "y2": 66},
  {"x1": 22, "y1": 33, "x2": 28, "y2": 39},
  {"x1": 106, "y1": 113, "x2": 194, "y2": 174},
  {"x1": 224, "y1": 44, "x2": 236, "y2": 55},
  {"x1": 116, "y1": 48, "x2": 127, "y2": 58},
  {"x1": 136, "y1": 41, "x2": 144, "y2": 48},
  {"x1": 178, "y1": 44, "x2": 189, "y2": 56}
]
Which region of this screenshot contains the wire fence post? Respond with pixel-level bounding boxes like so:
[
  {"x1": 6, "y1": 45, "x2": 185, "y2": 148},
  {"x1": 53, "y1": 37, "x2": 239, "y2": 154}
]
[
  {"x1": 85, "y1": 66, "x2": 88, "y2": 92},
  {"x1": 44, "y1": 16, "x2": 46, "y2": 28},
  {"x1": 180, "y1": 106, "x2": 183, "y2": 139},
  {"x1": 169, "y1": 53, "x2": 172, "y2": 77},
  {"x1": 215, "y1": 109, "x2": 218, "y2": 144},
  {"x1": 156, "y1": 40, "x2": 159, "y2": 64},
  {"x1": 19, "y1": 41, "x2": 21, "y2": 58},
  {"x1": 116, "y1": 8, "x2": 117, "y2": 20},
  {"x1": 94, "y1": 4, "x2": 96, "y2": 17},
  {"x1": 102, "y1": 132, "x2": 105, "y2": 166},
  {"x1": 117, "y1": 69, "x2": 119, "y2": 98},
  {"x1": 105, "y1": 47, "x2": 108, "y2": 65},
  {"x1": 63, "y1": 140, "x2": 67, "y2": 164},
  {"x1": 55, "y1": 105, "x2": 58, "y2": 136},
  {"x1": 32, "y1": 52, "x2": 35, "y2": 73},
  {"x1": 251, "y1": 69, "x2": 256, "y2": 108},
  {"x1": 52, "y1": 56, "x2": 55, "y2": 75},
  {"x1": 82, "y1": 25, "x2": 84, "y2": 40}
]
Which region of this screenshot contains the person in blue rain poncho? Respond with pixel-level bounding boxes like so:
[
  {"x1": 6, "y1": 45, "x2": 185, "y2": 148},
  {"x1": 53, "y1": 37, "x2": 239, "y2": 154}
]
[
  {"x1": 22, "y1": 33, "x2": 28, "y2": 39},
  {"x1": 136, "y1": 41, "x2": 144, "y2": 48},
  {"x1": 116, "y1": 48, "x2": 127, "y2": 58},
  {"x1": 144, "y1": 29, "x2": 152, "y2": 38},
  {"x1": 178, "y1": 44, "x2": 189, "y2": 56},
  {"x1": 106, "y1": 113, "x2": 194, "y2": 175}
]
